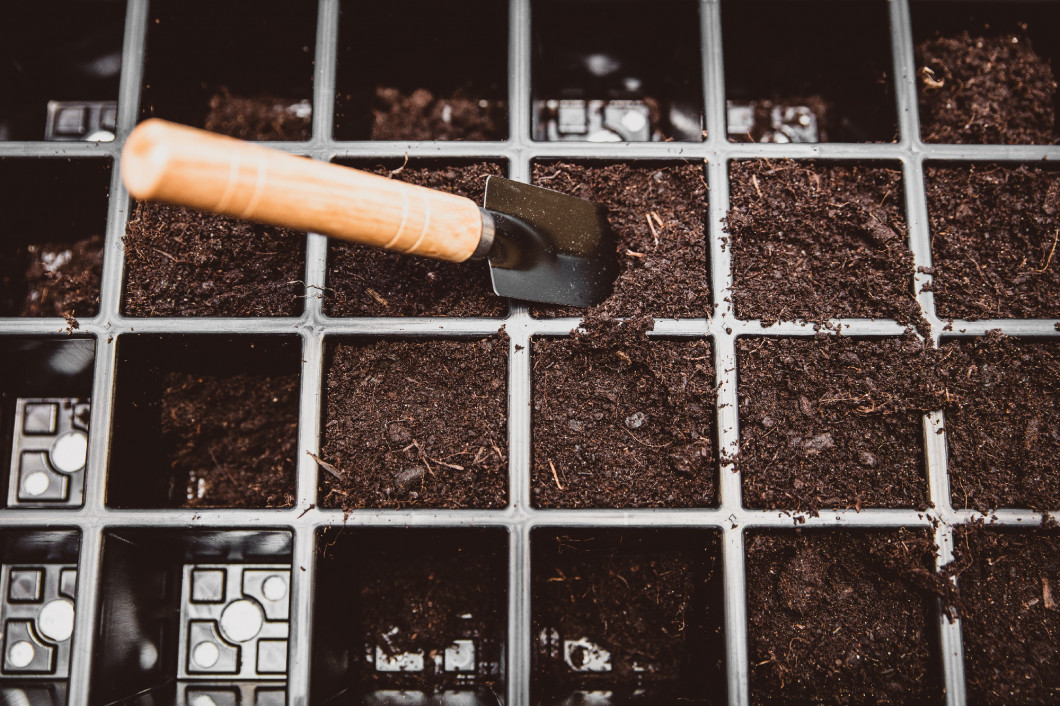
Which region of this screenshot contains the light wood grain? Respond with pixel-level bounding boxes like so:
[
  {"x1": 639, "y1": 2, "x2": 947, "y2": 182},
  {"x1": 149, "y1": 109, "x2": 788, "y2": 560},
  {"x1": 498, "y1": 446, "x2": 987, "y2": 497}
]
[{"x1": 121, "y1": 119, "x2": 484, "y2": 262}]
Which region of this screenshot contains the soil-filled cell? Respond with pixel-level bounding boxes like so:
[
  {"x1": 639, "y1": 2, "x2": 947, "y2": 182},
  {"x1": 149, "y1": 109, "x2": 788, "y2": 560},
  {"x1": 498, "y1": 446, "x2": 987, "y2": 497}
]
[
  {"x1": 0, "y1": 159, "x2": 110, "y2": 319},
  {"x1": 939, "y1": 335, "x2": 1060, "y2": 512},
  {"x1": 728, "y1": 160, "x2": 918, "y2": 326},
  {"x1": 325, "y1": 160, "x2": 507, "y2": 317},
  {"x1": 334, "y1": 0, "x2": 507, "y2": 140},
  {"x1": 140, "y1": 0, "x2": 316, "y2": 139},
  {"x1": 722, "y1": 0, "x2": 898, "y2": 143},
  {"x1": 531, "y1": 530, "x2": 725, "y2": 704},
  {"x1": 746, "y1": 530, "x2": 943, "y2": 705},
  {"x1": 532, "y1": 320, "x2": 715, "y2": 508},
  {"x1": 952, "y1": 528, "x2": 1060, "y2": 705},
  {"x1": 913, "y1": 3, "x2": 1059, "y2": 145},
  {"x1": 529, "y1": 162, "x2": 709, "y2": 319},
  {"x1": 319, "y1": 336, "x2": 508, "y2": 510},
  {"x1": 312, "y1": 529, "x2": 507, "y2": 700},
  {"x1": 925, "y1": 163, "x2": 1060, "y2": 321},
  {"x1": 737, "y1": 336, "x2": 941, "y2": 512},
  {"x1": 108, "y1": 336, "x2": 300, "y2": 509}
]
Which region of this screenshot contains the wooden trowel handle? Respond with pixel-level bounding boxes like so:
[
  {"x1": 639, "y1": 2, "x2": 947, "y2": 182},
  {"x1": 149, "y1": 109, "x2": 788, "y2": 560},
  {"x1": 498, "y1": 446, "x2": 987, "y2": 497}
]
[{"x1": 121, "y1": 119, "x2": 487, "y2": 262}]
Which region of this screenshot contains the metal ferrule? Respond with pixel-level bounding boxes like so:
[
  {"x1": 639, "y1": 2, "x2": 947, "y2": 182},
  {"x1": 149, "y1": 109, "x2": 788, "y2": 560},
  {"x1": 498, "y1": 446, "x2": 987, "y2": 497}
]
[{"x1": 471, "y1": 208, "x2": 496, "y2": 260}]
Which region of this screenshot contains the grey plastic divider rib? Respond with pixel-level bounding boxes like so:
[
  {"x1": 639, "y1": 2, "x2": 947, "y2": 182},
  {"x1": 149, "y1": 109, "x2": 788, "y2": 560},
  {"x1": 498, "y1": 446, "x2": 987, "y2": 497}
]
[{"x1": 0, "y1": 0, "x2": 1058, "y2": 704}]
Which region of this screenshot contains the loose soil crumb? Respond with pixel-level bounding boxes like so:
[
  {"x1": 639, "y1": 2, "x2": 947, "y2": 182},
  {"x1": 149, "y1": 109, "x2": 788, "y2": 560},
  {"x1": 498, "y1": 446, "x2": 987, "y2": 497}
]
[
  {"x1": 325, "y1": 161, "x2": 506, "y2": 317},
  {"x1": 737, "y1": 336, "x2": 943, "y2": 512},
  {"x1": 939, "y1": 334, "x2": 1060, "y2": 512},
  {"x1": 161, "y1": 371, "x2": 298, "y2": 508},
  {"x1": 530, "y1": 162, "x2": 710, "y2": 319},
  {"x1": 532, "y1": 532, "x2": 724, "y2": 702},
  {"x1": 203, "y1": 88, "x2": 312, "y2": 141},
  {"x1": 368, "y1": 87, "x2": 506, "y2": 141},
  {"x1": 533, "y1": 317, "x2": 715, "y2": 508},
  {"x1": 319, "y1": 336, "x2": 508, "y2": 509},
  {"x1": 747, "y1": 530, "x2": 943, "y2": 705},
  {"x1": 951, "y1": 527, "x2": 1060, "y2": 705},
  {"x1": 917, "y1": 32, "x2": 1058, "y2": 145},
  {"x1": 925, "y1": 164, "x2": 1060, "y2": 320},
  {"x1": 122, "y1": 201, "x2": 306, "y2": 317},
  {"x1": 1, "y1": 234, "x2": 103, "y2": 317},
  {"x1": 728, "y1": 160, "x2": 920, "y2": 327}
]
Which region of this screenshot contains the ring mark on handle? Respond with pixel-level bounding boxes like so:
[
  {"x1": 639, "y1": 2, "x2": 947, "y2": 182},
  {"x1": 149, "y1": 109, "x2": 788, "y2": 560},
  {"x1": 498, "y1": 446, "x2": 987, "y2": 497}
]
[
  {"x1": 403, "y1": 190, "x2": 432, "y2": 255},
  {"x1": 239, "y1": 149, "x2": 269, "y2": 220},
  {"x1": 214, "y1": 150, "x2": 241, "y2": 213},
  {"x1": 384, "y1": 184, "x2": 412, "y2": 250}
]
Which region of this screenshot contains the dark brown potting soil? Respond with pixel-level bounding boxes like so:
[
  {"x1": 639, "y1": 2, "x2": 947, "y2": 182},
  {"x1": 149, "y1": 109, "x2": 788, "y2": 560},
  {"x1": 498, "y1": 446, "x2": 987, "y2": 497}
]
[
  {"x1": 368, "y1": 87, "x2": 506, "y2": 141},
  {"x1": 737, "y1": 336, "x2": 943, "y2": 512},
  {"x1": 938, "y1": 334, "x2": 1060, "y2": 512},
  {"x1": 728, "y1": 160, "x2": 920, "y2": 327},
  {"x1": 917, "y1": 32, "x2": 1058, "y2": 145},
  {"x1": 325, "y1": 160, "x2": 506, "y2": 317},
  {"x1": 529, "y1": 162, "x2": 710, "y2": 319},
  {"x1": 532, "y1": 532, "x2": 723, "y2": 701},
  {"x1": 122, "y1": 201, "x2": 306, "y2": 317},
  {"x1": 533, "y1": 317, "x2": 715, "y2": 509},
  {"x1": 951, "y1": 527, "x2": 1060, "y2": 705},
  {"x1": 925, "y1": 164, "x2": 1060, "y2": 320},
  {"x1": 161, "y1": 370, "x2": 299, "y2": 508},
  {"x1": 357, "y1": 538, "x2": 505, "y2": 691},
  {"x1": 1, "y1": 234, "x2": 103, "y2": 318},
  {"x1": 747, "y1": 530, "x2": 943, "y2": 705},
  {"x1": 319, "y1": 336, "x2": 508, "y2": 510},
  {"x1": 203, "y1": 88, "x2": 312, "y2": 141}
]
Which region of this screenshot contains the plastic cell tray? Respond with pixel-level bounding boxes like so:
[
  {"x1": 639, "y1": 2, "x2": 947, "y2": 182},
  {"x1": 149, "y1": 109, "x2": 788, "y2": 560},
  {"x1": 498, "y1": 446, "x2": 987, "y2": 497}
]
[{"x1": 0, "y1": 0, "x2": 1058, "y2": 704}]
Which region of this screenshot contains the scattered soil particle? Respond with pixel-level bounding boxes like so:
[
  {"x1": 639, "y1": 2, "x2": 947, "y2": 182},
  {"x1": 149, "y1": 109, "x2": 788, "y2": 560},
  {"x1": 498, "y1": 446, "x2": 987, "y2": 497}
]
[
  {"x1": 1, "y1": 234, "x2": 103, "y2": 317},
  {"x1": 319, "y1": 336, "x2": 508, "y2": 510},
  {"x1": 532, "y1": 531, "x2": 724, "y2": 702},
  {"x1": 728, "y1": 160, "x2": 920, "y2": 327},
  {"x1": 917, "y1": 32, "x2": 1058, "y2": 145},
  {"x1": 532, "y1": 317, "x2": 715, "y2": 509},
  {"x1": 747, "y1": 530, "x2": 943, "y2": 705},
  {"x1": 951, "y1": 527, "x2": 1060, "y2": 705},
  {"x1": 160, "y1": 371, "x2": 298, "y2": 508},
  {"x1": 925, "y1": 163, "x2": 1060, "y2": 320},
  {"x1": 529, "y1": 162, "x2": 710, "y2": 319},
  {"x1": 368, "y1": 87, "x2": 506, "y2": 141},
  {"x1": 355, "y1": 535, "x2": 505, "y2": 692},
  {"x1": 737, "y1": 336, "x2": 944, "y2": 512},
  {"x1": 203, "y1": 88, "x2": 312, "y2": 141},
  {"x1": 938, "y1": 334, "x2": 1060, "y2": 512},
  {"x1": 122, "y1": 201, "x2": 306, "y2": 317},
  {"x1": 325, "y1": 161, "x2": 506, "y2": 317}
]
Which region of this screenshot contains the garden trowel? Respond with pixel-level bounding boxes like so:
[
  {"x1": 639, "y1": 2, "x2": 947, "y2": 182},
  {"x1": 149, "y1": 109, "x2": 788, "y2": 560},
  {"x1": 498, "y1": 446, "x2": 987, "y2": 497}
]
[{"x1": 121, "y1": 119, "x2": 618, "y2": 307}]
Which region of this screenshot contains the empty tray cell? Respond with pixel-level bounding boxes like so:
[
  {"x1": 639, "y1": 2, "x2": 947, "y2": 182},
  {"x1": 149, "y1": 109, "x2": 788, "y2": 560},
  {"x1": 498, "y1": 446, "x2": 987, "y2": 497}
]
[
  {"x1": 952, "y1": 527, "x2": 1060, "y2": 704},
  {"x1": 108, "y1": 335, "x2": 301, "y2": 509},
  {"x1": 318, "y1": 336, "x2": 508, "y2": 510},
  {"x1": 737, "y1": 336, "x2": 938, "y2": 512},
  {"x1": 913, "y1": 2, "x2": 1059, "y2": 145},
  {"x1": 0, "y1": 158, "x2": 110, "y2": 319},
  {"x1": 722, "y1": 0, "x2": 898, "y2": 143},
  {"x1": 0, "y1": 2, "x2": 125, "y2": 142},
  {"x1": 728, "y1": 160, "x2": 918, "y2": 326},
  {"x1": 324, "y1": 159, "x2": 508, "y2": 318},
  {"x1": 0, "y1": 338, "x2": 95, "y2": 509},
  {"x1": 925, "y1": 163, "x2": 1060, "y2": 320},
  {"x1": 532, "y1": 0, "x2": 703, "y2": 142},
  {"x1": 140, "y1": 0, "x2": 316, "y2": 140},
  {"x1": 531, "y1": 529, "x2": 725, "y2": 704},
  {"x1": 532, "y1": 323, "x2": 716, "y2": 508},
  {"x1": 92, "y1": 529, "x2": 292, "y2": 705},
  {"x1": 0, "y1": 530, "x2": 80, "y2": 703},
  {"x1": 334, "y1": 0, "x2": 508, "y2": 140},
  {"x1": 746, "y1": 530, "x2": 943, "y2": 704},
  {"x1": 529, "y1": 161, "x2": 709, "y2": 319},
  {"x1": 938, "y1": 335, "x2": 1060, "y2": 513},
  {"x1": 312, "y1": 528, "x2": 507, "y2": 702}
]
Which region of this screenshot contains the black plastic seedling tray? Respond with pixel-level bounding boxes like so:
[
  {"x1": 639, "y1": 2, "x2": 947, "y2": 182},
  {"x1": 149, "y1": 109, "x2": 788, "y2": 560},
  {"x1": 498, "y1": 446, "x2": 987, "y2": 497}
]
[{"x1": 1, "y1": 0, "x2": 1059, "y2": 705}]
